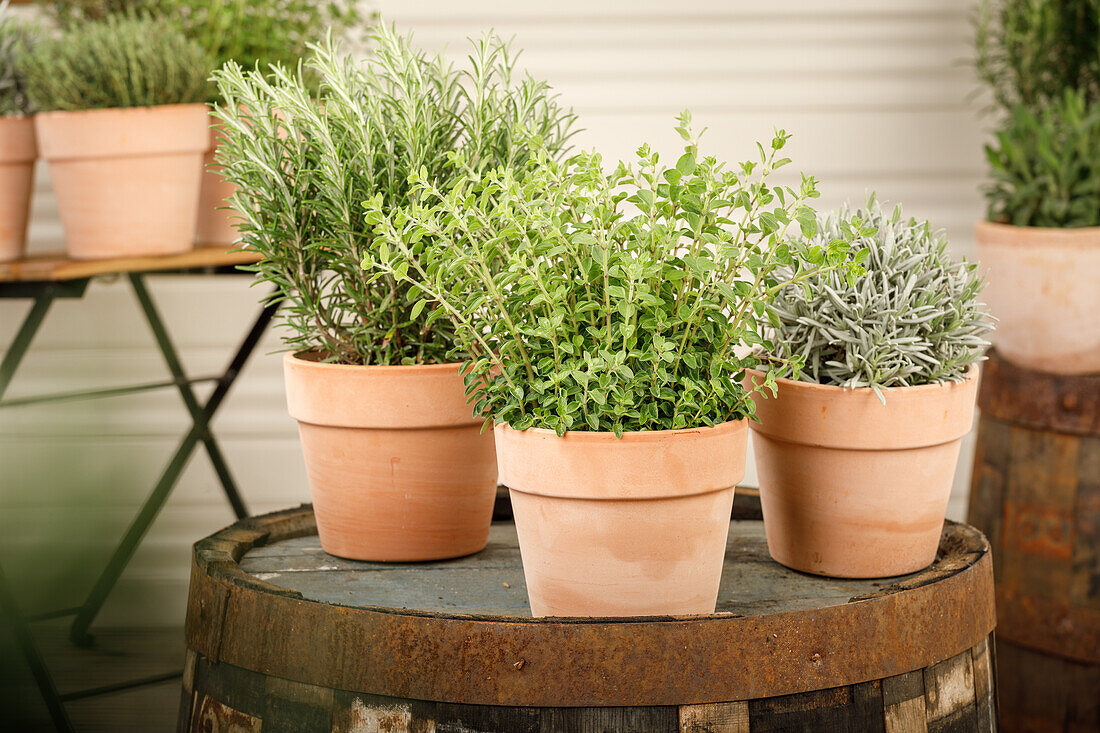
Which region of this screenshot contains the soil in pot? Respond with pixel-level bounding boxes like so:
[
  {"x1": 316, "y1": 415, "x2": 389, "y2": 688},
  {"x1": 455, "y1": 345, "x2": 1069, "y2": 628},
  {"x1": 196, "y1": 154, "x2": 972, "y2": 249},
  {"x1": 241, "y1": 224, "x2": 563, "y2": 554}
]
[
  {"x1": 975, "y1": 220, "x2": 1100, "y2": 374},
  {"x1": 284, "y1": 352, "x2": 498, "y2": 562},
  {"x1": 495, "y1": 420, "x2": 746, "y2": 617},
  {"x1": 0, "y1": 116, "x2": 36, "y2": 262},
  {"x1": 35, "y1": 104, "x2": 208, "y2": 260},
  {"x1": 746, "y1": 368, "x2": 979, "y2": 578}
]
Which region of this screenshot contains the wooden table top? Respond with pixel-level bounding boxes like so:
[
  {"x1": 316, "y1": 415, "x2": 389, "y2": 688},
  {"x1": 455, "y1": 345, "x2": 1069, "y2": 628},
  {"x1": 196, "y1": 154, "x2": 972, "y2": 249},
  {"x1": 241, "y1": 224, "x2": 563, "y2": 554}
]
[{"x1": 0, "y1": 246, "x2": 261, "y2": 283}]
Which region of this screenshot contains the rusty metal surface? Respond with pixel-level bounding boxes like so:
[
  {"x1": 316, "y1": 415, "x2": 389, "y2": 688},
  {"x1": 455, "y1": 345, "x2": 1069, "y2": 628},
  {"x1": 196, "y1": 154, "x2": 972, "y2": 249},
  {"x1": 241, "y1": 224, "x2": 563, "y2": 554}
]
[
  {"x1": 978, "y1": 349, "x2": 1100, "y2": 436},
  {"x1": 185, "y1": 505, "x2": 996, "y2": 707}
]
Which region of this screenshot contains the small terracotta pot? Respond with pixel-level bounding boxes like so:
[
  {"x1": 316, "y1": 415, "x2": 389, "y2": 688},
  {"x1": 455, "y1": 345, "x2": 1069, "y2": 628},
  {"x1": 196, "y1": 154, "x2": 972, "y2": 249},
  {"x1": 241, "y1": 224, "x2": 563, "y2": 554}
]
[
  {"x1": 746, "y1": 368, "x2": 979, "y2": 578},
  {"x1": 195, "y1": 124, "x2": 240, "y2": 245},
  {"x1": 284, "y1": 352, "x2": 498, "y2": 562},
  {"x1": 35, "y1": 104, "x2": 208, "y2": 260},
  {"x1": 975, "y1": 220, "x2": 1100, "y2": 374},
  {"x1": 496, "y1": 420, "x2": 746, "y2": 617},
  {"x1": 0, "y1": 116, "x2": 36, "y2": 262}
]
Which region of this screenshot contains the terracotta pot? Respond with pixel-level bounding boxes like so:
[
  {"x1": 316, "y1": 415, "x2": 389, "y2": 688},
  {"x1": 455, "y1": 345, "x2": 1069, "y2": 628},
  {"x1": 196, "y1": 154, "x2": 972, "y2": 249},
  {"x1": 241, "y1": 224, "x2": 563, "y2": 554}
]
[
  {"x1": 0, "y1": 116, "x2": 36, "y2": 262},
  {"x1": 35, "y1": 104, "x2": 208, "y2": 260},
  {"x1": 746, "y1": 367, "x2": 979, "y2": 578},
  {"x1": 975, "y1": 220, "x2": 1100, "y2": 374},
  {"x1": 195, "y1": 124, "x2": 240, "y2": 245},
  {"x1": 284, "y1": 352, "x2": 497, "y2": 561},
  {"x1": 496, "y1": 420, "x2": 746, "y2": 617}
]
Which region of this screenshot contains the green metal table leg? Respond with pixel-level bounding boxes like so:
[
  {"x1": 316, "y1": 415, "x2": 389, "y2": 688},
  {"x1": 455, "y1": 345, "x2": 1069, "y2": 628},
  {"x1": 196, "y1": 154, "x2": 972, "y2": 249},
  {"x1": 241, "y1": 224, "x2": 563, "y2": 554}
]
[
  {"x1": 0, "y1": 291, "x2": 57, "y2": 400},
  {"x1": 0, "y1": 565, "x2": 75, "y2": 732},
  {"x1": 127, "y1": 273, "x2": 250, "y2": 517},
  {"x1": 68, "y1": 277, "x2": 278, "y2": 645},
  {"x1": 0, "y1": 291, "x2": 76, "y2": 731}
]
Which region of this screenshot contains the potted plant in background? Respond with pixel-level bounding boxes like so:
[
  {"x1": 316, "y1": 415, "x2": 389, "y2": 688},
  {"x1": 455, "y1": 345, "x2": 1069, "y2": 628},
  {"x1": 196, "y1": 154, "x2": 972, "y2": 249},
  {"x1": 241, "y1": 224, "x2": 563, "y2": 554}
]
[
  {"x1": 43, "y1": 0, "x2": 359, "y2": 248},
  {"x1": 212, "y1": 27, "x2": 576, "y2": 562},
  {"x1": 0, "y1": 0, "x2": 35, "y2": 262},
  {"x1": 748, "y1": 198, "x2": 993, "y2": 578},
  {"x1": 974, "y1": 0, "x2": 1100, "y2": 374},
  {"x1": 21, "y1": 15, "x2": 212, "y2": 260},
  {"x1": 368, "y1": 112, "x2": 860, "y2": 616}
]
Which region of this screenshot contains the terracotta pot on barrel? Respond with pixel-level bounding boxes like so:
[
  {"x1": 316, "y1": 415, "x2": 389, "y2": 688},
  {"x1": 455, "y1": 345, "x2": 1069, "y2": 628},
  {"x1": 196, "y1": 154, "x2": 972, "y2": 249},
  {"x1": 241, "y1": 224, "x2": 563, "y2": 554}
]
[
  {"x1": 283, "y1": 352, "x2": 498, "y2": 561},
  {"x1": 35, "y1": 103, "x2": 208, "y2": 260},
  {"x1": 746, "y1": 367, "x2": 980, "y2": 578},
  {"x1": 975, "y1": 220, "x2": 1100, "y2": 374},
  {"x1": 495, "y1": 420, "x2": 746, "y2": 617},
  {"x1": 0, "y1": 115, "x2": 36, "y2": 262}
]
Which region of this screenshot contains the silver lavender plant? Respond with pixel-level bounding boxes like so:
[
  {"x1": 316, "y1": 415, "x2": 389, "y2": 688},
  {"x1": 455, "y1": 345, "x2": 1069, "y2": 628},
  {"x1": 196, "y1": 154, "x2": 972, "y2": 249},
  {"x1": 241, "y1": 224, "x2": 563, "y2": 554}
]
[{"x1": 766, "y1": 197, "x2": 993, "y2": 399}]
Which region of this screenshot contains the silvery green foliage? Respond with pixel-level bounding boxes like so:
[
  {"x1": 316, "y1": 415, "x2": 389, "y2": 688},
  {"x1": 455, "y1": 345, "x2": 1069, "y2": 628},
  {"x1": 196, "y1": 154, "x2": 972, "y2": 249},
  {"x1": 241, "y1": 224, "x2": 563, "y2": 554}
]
[
  {"x1": 766, "y1": 198, "x2": 993, "y2": 398},
  {"x1": 0, "y1": 1, "x2": 34, "y2": 117}
]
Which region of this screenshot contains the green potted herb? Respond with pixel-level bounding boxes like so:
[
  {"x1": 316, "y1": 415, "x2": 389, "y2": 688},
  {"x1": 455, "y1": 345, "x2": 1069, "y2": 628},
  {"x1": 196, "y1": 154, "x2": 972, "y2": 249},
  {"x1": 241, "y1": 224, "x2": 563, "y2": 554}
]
[
  {"x1": 974, "y1": 0, "x2": 1100, "y2": 373},
  {"x1": 367, "y1": 113, "x2": 858, "y2": 616},
  {"x1": 0, "y1": 0, "x2": 36, "y2": 262},
  {"x1": 21, "y1": 15, "x2": 212, "y2": 259},
  {"x1": 44, "y1": 0, "x2": 361, "y2": 246},
  {"x1": 748, "y1": 198, "x2": 993, "y2": 578},
  {"x1": 212, "y1": 28, "x2": 575, "y2": 562}
]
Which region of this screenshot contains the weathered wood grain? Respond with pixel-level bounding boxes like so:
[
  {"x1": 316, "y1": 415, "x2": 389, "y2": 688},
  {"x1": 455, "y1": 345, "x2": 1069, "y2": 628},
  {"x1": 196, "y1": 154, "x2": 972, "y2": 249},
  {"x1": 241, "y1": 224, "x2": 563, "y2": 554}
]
[{"x1": 967, "y1": 353, "x2": 1100, "y2": 732}]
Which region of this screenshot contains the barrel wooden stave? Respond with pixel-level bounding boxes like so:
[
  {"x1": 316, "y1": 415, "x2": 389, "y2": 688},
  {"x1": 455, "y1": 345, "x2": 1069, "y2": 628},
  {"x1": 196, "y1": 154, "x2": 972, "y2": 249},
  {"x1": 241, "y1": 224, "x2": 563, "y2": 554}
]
[
  {"x1": 967, "y1": 350, "x2": 1100, "y2": 732},
  {"x1": 180, "y1": 499, "x2": 996, "y2": 732},
  {"x1": 181, "y1": 638, "x2": 995, "y2": 733}
]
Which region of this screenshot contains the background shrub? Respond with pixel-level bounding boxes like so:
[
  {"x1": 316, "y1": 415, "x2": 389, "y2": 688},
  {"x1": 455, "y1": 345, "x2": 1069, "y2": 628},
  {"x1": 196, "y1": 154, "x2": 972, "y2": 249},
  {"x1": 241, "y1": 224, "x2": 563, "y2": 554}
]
[
  {"x1": 0, "y1": 1, "x2": 35, "y2": 116},
  {"x1": 976, "y1": 0, "x2": 1100, "y2": 112},
  {"x1": 984, "y1": 89, "x2": 1100, "y2": 227},
  {"x1": 45, "y1": 0, "x2": 360, "y2": 94},
  {"x1": 22, "y1": 15, "x2": 212, "y2": 111}
]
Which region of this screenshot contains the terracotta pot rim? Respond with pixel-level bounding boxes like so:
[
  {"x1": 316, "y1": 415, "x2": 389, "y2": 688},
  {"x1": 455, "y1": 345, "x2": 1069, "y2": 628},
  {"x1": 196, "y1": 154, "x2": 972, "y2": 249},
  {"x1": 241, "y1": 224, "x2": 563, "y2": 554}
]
[
  {"x1": 35, "y1": 102, "x2": 209, "y2": 121},
  {"x1": 745, "y1": 363, "x2": 979, "y2": 396},
  {"x1": 495, "y1": 418, "x2": 747, "y2": 442},
  {"x1": 976, "y1": 219, "x2": 1100, "y2": 243},
  {"x1": 288, "y1": 350, "x2": 466, "y2": 374}
]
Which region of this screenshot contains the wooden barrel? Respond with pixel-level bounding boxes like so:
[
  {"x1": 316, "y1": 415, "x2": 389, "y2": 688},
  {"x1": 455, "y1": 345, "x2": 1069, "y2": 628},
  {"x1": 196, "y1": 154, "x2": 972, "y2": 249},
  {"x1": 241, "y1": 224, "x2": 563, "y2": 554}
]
[
  {"x1": 968, "y1": 350, "x2": 1100, "y2": 731},
  {"x1": 180, "y1": 490, "x2": 995, "y2": 732}
]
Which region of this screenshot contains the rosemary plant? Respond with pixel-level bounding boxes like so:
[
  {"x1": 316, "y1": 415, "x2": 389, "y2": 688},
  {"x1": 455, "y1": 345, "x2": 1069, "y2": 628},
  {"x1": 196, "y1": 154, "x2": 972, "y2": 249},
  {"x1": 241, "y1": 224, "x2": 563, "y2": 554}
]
[
  {"x1": 984, "y1": 89, "x2": 1100, "y2": 228},
  {"x1": 0, "y1": 1, "x2": 34, "y2": 117},
  {"x1": 21, "y1": 15, "x2": 212, "y2": 111},
  {"x1": 212, "y1": 26, "x2": 576, "y2": 365},
  {"x1": 367, "y1": 113, "x2": 862, "y2": 436},
  {"x1": 976, "y1": 0, "x2": 1100, "y2": 112},
  {"x1": 764, "y1": 197, "x2": 992, "y2": 399}
]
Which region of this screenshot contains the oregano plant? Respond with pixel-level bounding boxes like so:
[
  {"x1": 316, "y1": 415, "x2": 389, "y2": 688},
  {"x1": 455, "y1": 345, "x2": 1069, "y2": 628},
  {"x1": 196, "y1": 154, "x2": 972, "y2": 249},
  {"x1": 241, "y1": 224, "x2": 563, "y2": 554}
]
[
  {"x1": 762, "y1": 197, "x2": 993, "y2": 400},
  {"x1": 212, "y1": 26, "x2": 576, "y2": 365},
  {"x1": 366, "y1": 113, "x2": 863, "y2": 436}
]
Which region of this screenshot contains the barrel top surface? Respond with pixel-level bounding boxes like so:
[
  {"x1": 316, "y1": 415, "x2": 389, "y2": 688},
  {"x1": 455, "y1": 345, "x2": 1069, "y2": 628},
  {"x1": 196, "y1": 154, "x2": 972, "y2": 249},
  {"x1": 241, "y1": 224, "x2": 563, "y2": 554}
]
[
  {"x1": 240, "y1": 522, "x2": 917, "y2": 618},
  {"x1": 186, "y1": 500, "x2": 996, "y2": 708}
]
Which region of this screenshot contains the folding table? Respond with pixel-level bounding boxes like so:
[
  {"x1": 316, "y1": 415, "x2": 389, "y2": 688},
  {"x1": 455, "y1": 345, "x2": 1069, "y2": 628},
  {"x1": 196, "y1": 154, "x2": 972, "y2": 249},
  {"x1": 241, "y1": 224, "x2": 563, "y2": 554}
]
[{"x1": 0, "y1": 246, "x2": 276, "y2": 731}]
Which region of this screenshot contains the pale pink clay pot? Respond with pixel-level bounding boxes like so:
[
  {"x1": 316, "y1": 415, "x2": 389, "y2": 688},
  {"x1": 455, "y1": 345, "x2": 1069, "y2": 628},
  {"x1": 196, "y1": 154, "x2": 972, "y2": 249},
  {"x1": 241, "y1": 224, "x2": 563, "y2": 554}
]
[
  {"x1": 284, "y1": 353, "x2": 497, "y2": 562},
  {"x1": 975, "y1": 220, "x2": 1100, "y2": 374},
  {"x1": 496, "y1": 420, "x2": 746, "y2": 617},
  {"x1": 0, "y1": 116, "x2": 36, "y2": 262},
  {"x1": 35, "y1": 104, "x2": 208, "y2": 260},
  {"x1": 195, "y1": 125, "x2": 240, "y2": 246},
  {"x1": 747, "y1": 367, "x2": 979, "y2": 578}
]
